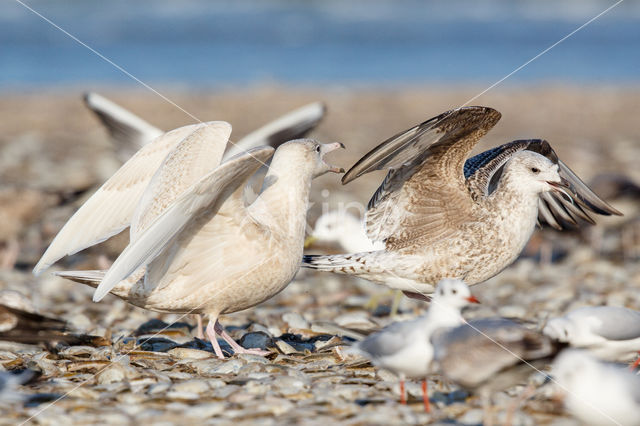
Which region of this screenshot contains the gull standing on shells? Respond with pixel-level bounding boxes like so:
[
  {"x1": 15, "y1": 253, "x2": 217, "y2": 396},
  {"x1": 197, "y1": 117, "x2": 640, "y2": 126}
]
[
  {"x1": 543, "y1": 306, "x2": 640, "y2": 368},
  {"x1": 552, "y1": 350, "x2": 640, "y2": 426},
  {"x1": 303, "y1": 106, "x2": 620, "y2": 299},
  {"x1": 351, "y1": 278, "x2": 479, "y2": 412},
  {"x1": 34, "y1": 119, "x2": 344, "y2": 357},
  {"x1": 47, "y1": 94, "x2": 326, "y2": 338}
]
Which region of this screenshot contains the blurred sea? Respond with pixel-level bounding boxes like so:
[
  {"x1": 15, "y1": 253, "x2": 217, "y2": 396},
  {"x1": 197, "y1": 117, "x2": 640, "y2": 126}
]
[{"x1": 1, "y1": 0, "x2": 639, "y2": 88}]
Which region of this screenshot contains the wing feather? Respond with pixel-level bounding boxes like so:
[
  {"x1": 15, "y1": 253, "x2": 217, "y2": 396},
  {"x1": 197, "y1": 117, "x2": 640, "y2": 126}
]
[
  {"x1": 33, "y1": 123, "x2": 202, "y2": 275},
  {"x1": 93, "y1": 146, "x2": 275, "y2": 302}
]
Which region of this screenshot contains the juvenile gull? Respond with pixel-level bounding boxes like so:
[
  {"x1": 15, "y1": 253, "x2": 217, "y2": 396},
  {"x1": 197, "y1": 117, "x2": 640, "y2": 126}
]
[
  {"x1": 351, "y1": 279, "x2": 479, "y2": 412},
  {"x1": 543, "y1": 306, "x2": 640, "y2": 367},
  {"x1": 552, "y1": 350, "x2": 640, "y2": 426},
  {"x1": 303, "y1": 106, "x2": 620, "y2": 298},
  {"x1": 54, "y1": 128, "x2": 344, "y2": 358}
]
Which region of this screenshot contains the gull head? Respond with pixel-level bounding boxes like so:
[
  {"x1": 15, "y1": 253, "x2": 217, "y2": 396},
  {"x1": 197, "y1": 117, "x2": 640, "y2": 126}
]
[
  {"x1": 504, "y1": 151, "x2": 564, "y2": 195},
  {"x1": 279, "y1": 139, "x2": 345, "y2": 178},
  {"x1": 432, "y1": 278, "x2": 480, "y2": 310}
]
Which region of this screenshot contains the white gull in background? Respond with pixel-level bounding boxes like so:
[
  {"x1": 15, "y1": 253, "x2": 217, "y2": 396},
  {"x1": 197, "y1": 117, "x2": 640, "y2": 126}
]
[
  {"x1": 351, "y1": 279, "x2": 479, "y2": 412},
  {"x1": 308, "y1": 210, "x2": 384, "y2": 253},
  {"x1": 552, "y1": 350, "x2": 640, "y2": 426},
  {"x1": 48, "y1": 122, "x2": 344, "y2": 358},
  {"x1": 304, "y1": 106, "x2": 620, "y2": 299},
  {"x1": 543, "y1": 305, "x2": 640, "y2": 368}
]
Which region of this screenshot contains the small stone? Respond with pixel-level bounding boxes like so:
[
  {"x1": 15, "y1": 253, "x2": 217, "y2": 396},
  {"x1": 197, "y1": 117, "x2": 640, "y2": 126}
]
[
  {"x1": 238, "y1": 331, "x2": 274, "y2": 351},
  {"x1": 95, "y1": 363, "x2": 127, "y2": 385},
  {"x1": 459, "y1": 408, "x2": 484, "y2": 425},
  {"x1": 168, "y1": 348, "x2": 213, "y2": 360}
]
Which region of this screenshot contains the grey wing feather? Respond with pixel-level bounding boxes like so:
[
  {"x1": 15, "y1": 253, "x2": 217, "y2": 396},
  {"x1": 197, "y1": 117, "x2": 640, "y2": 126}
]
[
  {"x1": 84, "y1": 92, "x2": 163, "y2": 154},
  {"x1": 356, "y1": 320, "x2": 419, "y2": 359},
  {"x1": 574, "y1": 307, "x2": 640, "y2": 341},
  {"x1": 223, "y1": 102, "x2": 326, "y2": 159}
]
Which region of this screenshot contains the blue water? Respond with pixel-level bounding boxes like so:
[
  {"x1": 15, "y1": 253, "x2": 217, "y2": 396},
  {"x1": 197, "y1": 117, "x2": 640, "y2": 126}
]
[{"x1": 1, "y1": 0, "x2": 639, "y2": 88}]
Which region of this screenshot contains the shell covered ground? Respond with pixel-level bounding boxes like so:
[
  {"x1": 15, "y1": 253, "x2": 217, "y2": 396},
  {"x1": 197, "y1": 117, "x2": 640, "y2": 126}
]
[{"x1": 0, "y1": 86, "x2": 639, "y2": 425}]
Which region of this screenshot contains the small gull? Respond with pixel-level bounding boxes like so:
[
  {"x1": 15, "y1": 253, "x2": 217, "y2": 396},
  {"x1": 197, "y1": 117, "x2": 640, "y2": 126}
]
[
  {"x1": 52, "y1": 125, "x2": 344, "y2": 358},
  {"x1": 552, "y1": 349, "x2": 640, "y2": 426},
  {"x1": 433, "y1": 318, "x2": 559, "y2": 395},
  {"x1": 543, "y1": 305, "x2": 640, "y2": 368},
  {"x1": 303, "y1": 106, "x2": 620, "y2": 299},
  {"x1": 350, "y1": 278, "x2": 479, "y2": 412}
]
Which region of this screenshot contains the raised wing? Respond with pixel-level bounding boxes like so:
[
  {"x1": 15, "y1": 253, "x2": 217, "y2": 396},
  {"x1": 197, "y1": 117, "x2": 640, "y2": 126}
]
[
  {"x1": 223, "y1": 102, "x2": 326, "y2": 159},
  {"x1": 84, "y1": 92, "x2": 163, "y2": 157},
  {"x1": 130, "y1": 122, "x2": 231, "y2": 240},
  {"x1": 33, "y1": 123, "x2": 208, "y2": 275},
  {"x1": 93, "y1": 146, "x2": 275, "y2": 302},
  {"x1": 464, "y1": 139, "x2": 621, "y2": 230},
  {"x1": 342, "y1": 106, "x2": 501, "y2": 249}
]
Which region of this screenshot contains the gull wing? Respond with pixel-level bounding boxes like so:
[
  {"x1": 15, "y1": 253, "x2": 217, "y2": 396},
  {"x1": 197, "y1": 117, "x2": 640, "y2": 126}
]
[
  {"x1": 223, "y1": 102, "x2": 326, "y2": 159},
  {"x1": 342, "y1": 106, "x2": 501, "y2": 249},
  {"x1": 568, "y1": 307, "x2": 640, "y2": 341},
  {"x1": 464, "y1": 139, "x2": 621, "y2": 230},
  {"x1": 93, "y1": 146, "x2": 275, "y2": 302},
  {"x1": 130, "y1": 122, "x2": 231, "y2": 240},
  {"x1": 32, "y1": 123, "x2": 210, "y2": 275},
  {"x1": 84, "y1": 92, "x2": 163, "y2": 156}
]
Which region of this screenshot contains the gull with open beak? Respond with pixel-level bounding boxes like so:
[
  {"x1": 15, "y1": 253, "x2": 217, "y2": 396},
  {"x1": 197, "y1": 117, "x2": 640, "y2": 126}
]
[{"x1": 50, "y1": 121, "x2": 345, "y2": 358}]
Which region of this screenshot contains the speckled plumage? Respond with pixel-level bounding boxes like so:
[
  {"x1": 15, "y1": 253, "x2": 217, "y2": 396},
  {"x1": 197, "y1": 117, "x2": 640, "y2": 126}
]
[{"x1": 303, "y1": 106, "x2": 620, "y2": 296}]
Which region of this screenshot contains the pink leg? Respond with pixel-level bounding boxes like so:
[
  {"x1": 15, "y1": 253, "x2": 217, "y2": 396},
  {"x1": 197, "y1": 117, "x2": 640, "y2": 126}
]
[
  {"x1": 214, "y1": 320, "x2": 270, "y2": 356},
  {"x1": 205, "y1": 320, "x2": 225, "y2": 359},
  {"x1": 422, "y1": 379, "x2": 431, "y2": 413},
  {"x1": 193, "y1": 314, "x2": 204, "y2": 339},
  {"x1": 399, "y1": 379, "x2": 407, "y2": 405}
]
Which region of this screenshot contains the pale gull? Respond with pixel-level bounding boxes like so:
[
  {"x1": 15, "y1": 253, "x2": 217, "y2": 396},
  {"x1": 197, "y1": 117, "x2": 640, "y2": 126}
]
[
  {"x1": 55, "y1": 132, "x2": 344, "y2": 358},
  {"x1": 351, "y1": 278, "x2": 479, "y2": 412},
  {"x1": 543, "y1": 306, "x2": 640, "y2": 367},
  {"x1": 308, "y1": 210, "x2": 384, "y2": 253},
  {"x1": 552, "y1": 349, "x2": 640, "y2": 426},
  {"x1": 303, "y1": 106, "x2": 620, "y2": 299}
]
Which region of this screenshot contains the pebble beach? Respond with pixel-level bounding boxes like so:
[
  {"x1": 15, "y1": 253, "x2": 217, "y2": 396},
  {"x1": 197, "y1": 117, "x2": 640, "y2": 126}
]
[{"x1": 1, "y1": 86, "x2": 640, "y2": 425}]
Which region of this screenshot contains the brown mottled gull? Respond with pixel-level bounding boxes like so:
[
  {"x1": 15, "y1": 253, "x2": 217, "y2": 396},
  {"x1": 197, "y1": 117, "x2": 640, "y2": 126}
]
[
  {"x1": 303, "y1": 106, "x2": 620, "y2": 298},
  {"x1": 55, "y1": 132, "x2": 344, "y2": 358}
]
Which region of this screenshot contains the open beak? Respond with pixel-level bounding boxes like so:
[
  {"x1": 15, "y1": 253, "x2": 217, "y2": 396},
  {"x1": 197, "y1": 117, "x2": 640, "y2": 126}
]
[
  {"x1": 546, "y1": 178, "x2": 570, "y2": 193},
  {"x1": 466, "y1": 295, "x2": 481, "y2": 304},
  {"x1": 320, "y1": 142, "x2": 346, "y2": 173}
]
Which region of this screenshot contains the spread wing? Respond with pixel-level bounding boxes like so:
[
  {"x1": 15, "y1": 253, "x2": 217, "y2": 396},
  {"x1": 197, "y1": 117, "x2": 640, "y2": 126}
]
[
  {"x1": 130, "y1": 122, "x2": 231, "y2": 240},
  {"x1": 33, "y1": 123, "x2": 206, "y2": 275},
  {"x1": 464, "y1": 140, "x2": 622, "y2": 230},
  {"x1": 342, "y1": 106, "x2": 501, "y2": 249},
  {"x1": 84, "y1": 92, "x2": 163, "y2": 156},
  {"x1": 93, "y1": 146, "x2": 275, "y2": 302},
  {"x1": 223, "y1": 102, "x2": 326, "y2": 159}
]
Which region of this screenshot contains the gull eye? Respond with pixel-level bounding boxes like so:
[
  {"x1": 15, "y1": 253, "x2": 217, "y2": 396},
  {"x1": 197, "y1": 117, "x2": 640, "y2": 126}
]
[
  {"x1": 315, "y1": 145, "x2": 321, "y2": 153},
  {"x1": 452, "y1": 289, "x2": 457, "y2": 295},
  {"x1": 531, "y1": 167, "x2": 540, "y2": 174}
]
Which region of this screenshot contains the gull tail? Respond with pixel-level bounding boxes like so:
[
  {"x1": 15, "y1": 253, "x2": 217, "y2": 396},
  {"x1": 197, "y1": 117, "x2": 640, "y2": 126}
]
[
  {"x1": 55, "y1": 270, "x2": 137, "y2": 300},
  {"x1": 302, "y1": 253, "x2": 373, "y2": 275},
  {"x1": 55, "y1": 270, "x2": 106, "y2": 288}
]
